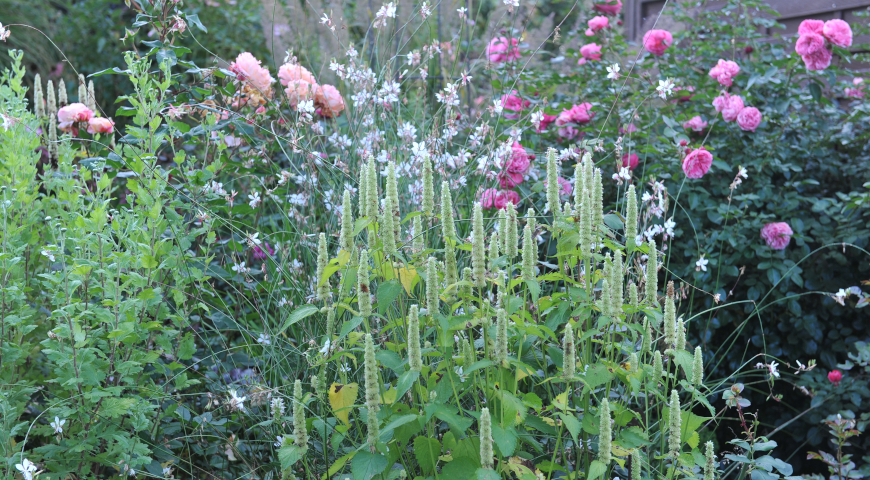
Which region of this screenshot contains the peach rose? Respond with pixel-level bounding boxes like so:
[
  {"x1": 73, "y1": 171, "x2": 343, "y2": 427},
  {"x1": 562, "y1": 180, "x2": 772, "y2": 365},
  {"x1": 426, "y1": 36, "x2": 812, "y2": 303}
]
[
  {"x1": 285, "y1": 80, "x2": 318, "y2": 108},
  {"x1": 87, "y1": 117, "x2": 115, "y2": 134},
  {"x1": 57, "y1": 103, "x2": 94, "y2": 131},
  {"x1": 278, "y1": 63, "x2": 317, "y2": 87},
  {"x1": 315, "y1": 84, "x2": 345, "y2": 118}
]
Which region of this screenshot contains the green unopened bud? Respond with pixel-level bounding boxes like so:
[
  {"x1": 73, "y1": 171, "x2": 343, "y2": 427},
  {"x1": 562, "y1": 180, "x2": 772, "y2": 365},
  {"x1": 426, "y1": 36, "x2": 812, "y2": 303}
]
[
  {"x1": 58, "y1": 78, "x2": 68, "y2": 107},
  {"x1": 412, "y1": 216, "x2": 424, "y2": 253},
  {"x1": 445, "y1": 242, "x2": 458, "y2": 292},
  {"x1": 316, "y1": 233, "x2": 329, "y2": 302},
  {"x1": 676, "y1": 318, "x2": 686, "y2": 351},
  {"x1": 600, "y1": 279, "x2": 612, "y2": 318},
  {"x1": 646, "y1": 239, "x2": 659, "y2": 305},
  {"x1": 408, "y1": 305, "x2": 422, "y2": 372},
  {"x1": 33, "y1": 74, "x2": 44, "y2": 119},
  {"x1": 471, "y1": 202, "x2": 486, "y2": 287},
  {"x1": 599, "y1": 398, "x2": 612, "y2": 465},
  {"x1": 573, "y1": 162, "x2": 584, "y2": 217},
  {"x1": 664, "y1": 282, "x2": 676, "y2": 348},
  {"x1": 426, "y1": 257, "x2": 439, "y2": 315},
  {"x1": 692, "y1": 346, "x2": 704, "y2": 386},
  {"x1": 522, "y1": 225, "x2": 535, "y2": 281},
  {"x1": 579, "y1": 188, "x2": 593, "y2": 259},
  {"x1": 340, "y1": 189, "x2": 354, "y2": 254},
  {"x1": 583, "y1": 152, "x2": 594, "y2": 196},
  {"x1": 463, "y1": 338, "x2": 476, "y2": 367},
  {"x1": 358, "y1": 163, "x2": 369, "y2": 218},
  {"x1": 460, "y1": 267, "x2": 473, "y2": 298},
  {"x1": 498, "y1": 208, "x2": 508, "y2": 253},
  {"x1": 507, "y1": 203, "x2": 519, "y2": 259},
  {"x1": 314, "y1": 374, "x2": 326, "y2": 399},
  {"x1": 610, "y1": 251, "x2": 624, "y2": 316},
  {"x1": 480, "y1": 408, "x2": 494, "y2": 469},
  {"x1": 526, "y1": 207, "x2": 536, "y2": 237},
  {"x1": 293, "y1": 380, "x2": 308, "y2": 452},
  {"x1": 628, "y1": 282, "x2": 639, "y2": 311},
  {"x1": 626, "y1": 185, "x2": 638, "y2": 250},
  {"x1": 325, "y1": 307, "x2": 336, "y2": 340},
  {"x1": 495, "y1": 308, "x2": 508, "y2": 365},
  {"x1": 546, "y1": 147, "x2": 559, "y2": 217},
  {"x1": 653, "y1": 350, "x2": 663, "y2": 383},
  {"x1": 440, "y1": 181, "x2": 456, "y2": 241},
  {"x1": 357, "y1": 249, "x2": 372, "y2": 318},
  {"x1": 631, "y1": 449, "x2": 642, "y2": 480},
  {"x1": 366, "y1": 159, "x2": 379, "y2": 220},
  {"x1": 381, "y1": 193, "x2": 398, "y2": 256},
  {"x1": 642, "y1": 317, "x2": 652, "y2": 355},
  {"x1": 422, "y1": 153, "x2": 434, "y2": 217},
  {"x1": 668, "y1": 390, "x2": 682, "y2": 456},
  {"x1": 488, "y1": 232, "x2": 499, "y2": 273},
  {"x1": 49, "y1": 117, "x2": 58, "y2": 162},
  {"x1": 364, "y1": 334, "x2": 380, "y2": 452},
  {"x1": 705, "y1": 441, "x2": 716, "y2": 480},
  {"x1": 629, "y1": 352, "x2": 639, "y2": 373},
  {"x1": 386, "y1": 161, "x2": 400, "y2": 238},
  {"x1": 562, "y1": 324, "x2": 575, "y2": 379},
  {"x1": 46, "y1": 80, "x2": 57, "y2": 118},
  {"x1": 592, "y1": 168, "x2": 603, "y2": 230}
]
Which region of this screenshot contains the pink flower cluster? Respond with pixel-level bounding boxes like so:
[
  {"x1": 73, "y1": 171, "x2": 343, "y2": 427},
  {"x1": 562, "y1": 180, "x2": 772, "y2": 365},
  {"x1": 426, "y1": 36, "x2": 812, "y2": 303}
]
[
  {"x1": 682, "y1": 115, "x2": 708, "y2": 133},
  {"x1": 713, "y1": 92, "x2": 761, "y2": 132},
  {"x1": 577, "y1": 43, "x2": 602, "y2": 65},
  {"x1": 57, "y1": 103, "x2": 114, "y2": 136},
  {"x1": 592, "y1": 0, "x2": 622, "y2": 15},
  {"x1": 544, "y1": 176, "x2": 573, "y2": 197},
  {"x1": 845, "y1": 78, "x2": 865, "y2": 98},
  {"x1": 501, "y1": 91, "x2": 530, "y2": 119},
  {"x1": 586, "y1": 16, "x2": 610, "y2": 36},
  {"x1": 760, "y1": 222, "x2": 793, "y2": 250},
  {"x1": 708, "y1": 59, "x2": 740, "y2": 87},
  {"x1": 499, "y1": 142, "x2": 533, "y2": 188},
  {"x1": 277, "y1": 62, "x2": 345, "y2": 118},
  {"x1": 795, "y1": 19, "x2": 852, "y2": 71},
  {"x1": 643, "y1": 29, "x2": 673, "y2": 56},
  {"x1": 555, "y1": 103, "x2": 594, "y2": 139},
  {"x1": 486, "y1": 37, "x2": 521, "y2": 63},
  {"x1": 481, "y1": 189, "x2": 520, "y2": 210}
]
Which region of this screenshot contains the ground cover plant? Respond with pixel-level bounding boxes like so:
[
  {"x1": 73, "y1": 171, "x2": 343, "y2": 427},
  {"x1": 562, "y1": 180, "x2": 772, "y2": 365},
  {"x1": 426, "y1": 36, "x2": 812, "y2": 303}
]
[{"x1": 0, "y1": 0, "x2": 869, "y2": 478}]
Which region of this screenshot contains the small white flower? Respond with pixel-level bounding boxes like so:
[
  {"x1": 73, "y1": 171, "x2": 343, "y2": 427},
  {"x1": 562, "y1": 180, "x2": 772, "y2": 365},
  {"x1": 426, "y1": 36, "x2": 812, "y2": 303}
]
[
  {"x1": 162, "y1": 466, "x2": 173, "y2": 478},
  {"x1": 606, "y1": 63, "x2": 620, "y2": 80},
  {"x1": 16, "y1": 459, "x2": 37, "y2": 480},
  {"x1": 246, "y1": 232, "x2": 262, "y2": 247},
  {"x1": 457, "y1": 7, "x2": 467, "y2": 18},
  {"x1": 768, "y1": 361, "x2": 780, "y2": 379},
  {"x1": 41, "y1": 249, "x2": 56, "y2": 262},
  {"x1": 0, "y1": 23, "x2": 11, "y2": 42},
  {"x1": 339, "y1": 363, "x2": 351, "y2": 373},
  {"x1": 274, "y1": 435, "x2": 286, "y2": 447},
  {"x1": 656, "y1": 78, "x2": 675, "y2": 100},
  {"x1": 835, "y1": 289, "x2": 848, "y2": 299},
  {"x1": 257, "y1": 333, "x2": 271, "y2": 345},
  {"x1": 271, "y1": 397, "x2": 286, "y2": 417},
  {"x1": 231, "y1": 262, "x2": 248, "y2": 274},
  {"x1": 51, "y1": 416, "x2": 66, "y2": 434},
  {"x1": 492, "y1": 99, "x2": 504, "y2": 114},
  {"x1": 695, "y1": 254, "x2": 709, "y2": 272},
  {"x1": 503, "y1": 0, "x2": 519, "y2": 12},
  {"x1": 319, "y1": 338, "x2": 332, "y2": 355},
  {"x1": 228, "y1": 389, "x2": 247, "y2": 412},
  {"x1": 248, "y1": 191, "x2": 261, "y2": 208}
]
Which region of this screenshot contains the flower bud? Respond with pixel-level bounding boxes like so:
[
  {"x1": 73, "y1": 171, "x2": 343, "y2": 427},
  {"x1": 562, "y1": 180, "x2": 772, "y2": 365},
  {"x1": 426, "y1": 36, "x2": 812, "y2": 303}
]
[
  {"x1": 340, "y1": 189, "x2": 354, "y2": 254},
  {"x1": 381, "y1": 193, "x2": 398, "y2": 256},
  {"x1": 366, "y1": 158, "x2": 379, "y2": 220},
  {"x1": 325, "y1": 307, "x2": 336, "y2": 340},
  {"x1": 463, "y1": 338, "x2": 476, "y2": 367},
  {"x1": 522, "y1": 225, "x2": 535, "y2": 282},
  {"x1": 58, "y1": 78, "x2": 68, "y2": 107},
  {"x1": 357, "y1": 249, "x2": 372, "y2": 318},
  {"x1": 33, "y1": 74, "x2": 44, "y2": 119},
  {"x1": 668, "y1": 390, "x2": 682, "y2": 456},
  {"x1": 422, "y1": 153, "x2": 434, "y2": 217},
  {"x1": 364, "y1": 334, "x2": 380, "y2": 452},
  {"x1": 626, "y1": 185, "x2": 638, "y2": 250},
  {"x1": 653, "y1": 350, "x2": 663, "y2": 384},
  {"x1": 546, "y1": 147, "x2": 559, "y2": 217},
  {"x1": 293, "y1": 380, "x2": 308, "y2": 452},
  {"x1": 408, "y1": 305, "x2": 422, "y2": 372},
  {"x1": 692, "y1": 346, "x2": 704, "y2": 386},
  {"x1": 631, "y1": 449, "x2": 642, "y2": 480},
  {"x1": 705, "y1": 441, "x2": 716, "y2": 480},
  {"x1": 426, "y1": 256, "x2": 439, "y2": 315},
  {"x1": 471, "y1": 202, "x2": 486, "y2": 288},
  {"x1": 316, "y1": 233, "x2": 329, "y2": 302},
  {"x1": 506, "y1": 202, "x2": 519, "y2": 259},
  {"x1": 46, "y1": 80, "x2": 57, "y2": 119},
  {"x1": 480, "y1": 407, "x2": 494, "y2": 469},
  {"x1": 495, "y1": 308, "x2": 508, "y2": 365},
  {"x1": 412, "y1": 216, "x2": 424, "y2": 253},
  {"x1": 646, "y1": 240, "x2": 659, "y2": 305},
  {"x1": 579, "y1": 188, "x2": 593, "y2": 259},
  {"x1": 676, "y1": 318, "x2": 686, "y2": 351},
  {"x1": 441, "y1": 181, "x2": 456, "y2": 241},
  {"x1": 599, "y1": 398, "x2": 612, "y2": 465},
  {"x1": 628, "y1": 281, "x2": 639, "y2": 309},
  {"x1": 562, "y1": 324, "x2": 575, "y2": 379}
]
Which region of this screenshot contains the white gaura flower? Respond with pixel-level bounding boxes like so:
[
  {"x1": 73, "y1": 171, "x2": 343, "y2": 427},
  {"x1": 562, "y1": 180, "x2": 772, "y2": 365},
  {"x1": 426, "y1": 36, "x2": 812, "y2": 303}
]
[
  {"x1": 607, "y1": 63, "x2": 620, "y2": 80},
  {"x1": 274, "y1": 435, "x2": 286, "y2": 447},
  {"x1": 41, "y1": 249, "x2": 56, "y2": 262},
  {"x1": 246, "y1": 232, "x2": 262, "y2": 247},
  {"x1": 257, "y1": 333, "x2": 271, "y2": 345},
  {"x1": 228, "y1": 389, "x2": 247, "y2": 412},
  {"x1": 51, "y1": 416, "x2": 66, "y2": 434},
  {"x1": 695, "y1": 254, "x2": 709, "y2": 272},
  {"x1": 492, "y1": 99, "x2": 504, "y2": 115},
  {"x1": 656, "y1": 78, "x2": 675, "y2": 99},
  {"x1": 16, "y1": 459, "x2": 37, "y2": 480},
  {"x1": 247, "y1": 191, "x2": 261, "y2": 208},
  {"x1": 231, "y1": 262, "x2": 248, "y2": 274},
  {"x1": 768, "y1": 361, "x2": 780, "y2": 379},
  {"x1": 319, "y1": 338, "x2": 332, "y2": 355}
]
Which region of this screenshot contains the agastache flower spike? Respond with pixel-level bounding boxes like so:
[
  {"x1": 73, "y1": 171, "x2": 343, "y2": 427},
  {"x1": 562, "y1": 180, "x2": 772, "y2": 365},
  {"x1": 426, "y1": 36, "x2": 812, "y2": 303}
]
[
  {"x1": 87, "y1": 80, "x2": 96, "y2": 112},
  {"x1": 653, "y1": 350, "x2": 663, "y2": 383},
  {"x1": 426, "y1": 257, "x2": 439, "y2": 315},
  {"x1": 366, "y1": 158, "x2": 379, "y2": 219},
  {"x1": 498, "y1": 209, "x2": 508, "y2": 253},
  {"x1": 316, "y1": 233, "x2": 329, "y2": 301},
  {"x1": 579, "y1": 188, "x2": 593, "y2": 259},
  {"x1": 705, "y1": 441, "x2": 716, "y2": 480},
  {"x1": 357, "y1": 249, "x2": 372, "y2": 318},
  {"x1": 364, "y1": 334, "x2": 380, "y2": 452},
  {"x1": 340, "y1": 189, "x2": 354, "y2": 254},
  {"x1": 610, "y1": 251, "x2": 624, "y2": 316},
  {"x1": 412, "y1": 216, "x2": 424, "y2": 253},
  {"x1": 668, "y1": 390, "x2": 682, "y2": 456},
  {"x1": 692, "y1": 346, "x2": 704, "y2": 386},
  {"x1": 646, "y1": 239, "x2": 659, "y2": 305},
  {"x1": 562, "y1": 324, "x2": 575, "y2": 379},
  {"x1": 506, "y1": 202, "x2": 519, "y2": 259},
  {"x1": 49, "y1": 117, "x2": 58, "y2": 162},
  {"x1": 599, "y1": 398, "x2": 612, "y2": 465},
  {"x1": 463, "y1": 338, "x2": 476, "y2": 366},
  {"x1": 325, "y1": 307, "x2": 336, "y2": 342},
  {"x1": 381, "y1": 193, "x2": 398, "y2": 256},
  {"x1": 583, "y1": 152, "x2": 594, "y2": 199},
  {"x1": 488, "y1": 232, "x2": 500, "y2": 272},
  {"x1": 58, "y1": 78, "x2": 68, "y2": 106},
  {"x1": 34, "y1": 74, "x2": 44, "y2": 119},
  {"x1": 642, "y1": 317, "x2": 652, "y2": 355},
  {"x1": 600, "y1": 278, "x2": 613, "y2": 318},
  {"x1": 495, "y1": 308, "x2": 508, "y2": 365},
  {"x1": 47, "y1": 79, "x2": 57, "y2": 119},
  {"x1": 573, "y1": 162, "x2": 584, "y2": 217},
  {"x1": 408, "y1": 305, "x2": 422, "y2": 372},
  {"x1": 471, "y1": 202, "x2": 486, "y2": 287},
  {"x1": 629, "y1": 352, "x2": 639, "y2": 373},
  {"x1": 593, "y1": 168, "x2": 604, "y2": 231},
  {"x1": 78, "y1": 74, "x2": 87, "y2": 107},
  {"x1": 546, "y1": 147, "x2": 560, "y2": 217},
  {"x1": 480, "y1": 408, "x2": 494, "y2": 469},
  {"x1": 358, "y1": 163, "x2": 368, "y2": 218},
  {"x1": 422, "y1": 153, "x2": 434, "y2": 217},
  {"x1": 522, "y1": 224, "x2": 535, "y2": 281},
  {"x1": 526, "y1": 207, "x2": 537, "y2": 237},
  {"x1": 626, "y1": 184, "x2": 638, "y2": 250},
  {"x1": 460, "y1": 267, "x2": 473, "y2": 298},
  {"x1": 628, "y1": 281, "x2": 639, "y2": 309},
  {"x1": 445, "y1": 242, "x2": 458, "y2": 292},
  {"x1": 676, "y1": 318, "x2": 686, "y2": 351},
  {"x1": 664, "y1": 282, "x2": 677, "y2": 348},
  {"x1": 631, "y1": 450, "x2": 642, "y2": 480},
  {"x1": 441, "y1": 181, "x2": 456, "y2": 241},
  {"x1": 293, "y1": 380, "x2": 308, "y2": 452},
  {"x1": 386, "y1": 161, "x2": 400, "y2": 239}
]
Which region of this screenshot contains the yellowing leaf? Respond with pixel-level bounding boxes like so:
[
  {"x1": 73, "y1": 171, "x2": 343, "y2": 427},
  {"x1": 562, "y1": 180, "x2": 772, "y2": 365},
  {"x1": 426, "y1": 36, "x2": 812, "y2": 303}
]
[
  {"x1": 336, "y1": 249, "x2": 351, "y2": 267},
  {"x1": 687, "y1": 431, "x2": 700, "y2": 449},
  {"x1": 381, "y1": 387, "x2": 397, "y2": 405},
  {"x1": 398, "y1": 265, "x2": 419, "y2": 293},
  {"x1": 553, "y1": 391, "x2": 569, "y2": 411},
  {"x1": 612, "y1": 445, "x2": 632, "y2": 457},
  {"x1": 328, "y1": 383, "x2": 358, "y2": 426},
  {"x1": 541, "y1": 417, "x2": 557, "y2": 427}
]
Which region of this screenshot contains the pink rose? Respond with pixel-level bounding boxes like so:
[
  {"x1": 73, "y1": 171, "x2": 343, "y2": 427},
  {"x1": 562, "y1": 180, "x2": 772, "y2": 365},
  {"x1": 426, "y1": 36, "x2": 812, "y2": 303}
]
[
  {"x1": 593, "y1": 0, "x2": 622, "y2": 15},
  {"x1": 230, "y1": 52, "x2": 275, "y2": 95},
  {"x1": 845, "y1": 87, "x2": 865, "y2": 98},
  {"x1": 86, "y1": 117, "x2": 114, "y2": 134},
  {"x1": 578, "y1": 43, "x2": 603, "y2": 65},
  {"x1": 545, "y1": 177, "x2": 573, "y2": 198},
  {"x1": 798, "y1": 19, "x2": 825, "y2": 36},
  {"x1": 486, "y1": 36, "x2": 521, "y2": 63},
  {"x1": 536, "y1": 113, "x2": 557, "y2": 132},
  {"x1": 802, "y1": 47, "x2": 832, "y2": 71},
  {"x1": 736, "y1": 106, "x2": 761, "y2": 132},
  {"x1": 619, "y1": 123, "x2": 637, "y2": 134},
  {"x1": 682, "y1": 148, "x2": 713, "y2": 179},
  {"x1": 823, "y1": 19, "x2": 852, "y2": 47},
  {"x1": 682, "y1": 115, "x2": 708, "y2": 132},
  {"x1": 278, "y1": 63, "x2": 317, "y2": 87},
  {"x1": 760, "y1": 222, "x2": 793, "y2": 250},
  {"x1": 795, "y1": 33, "x2": 825, "y2": 56},
  {"x1": 499, "y1": 142, "x2": 532, "y2": 188},
  {"x1": 708, "y1": 59, "x2": 740, "y2": 87},
  {"x1": 642, "y1": 29, "x2": 673, "y2": 56},
  {"x1": 284, "y1": 80, "x2": 318, "y2": 107},
  {"x1": 586, "y1": 16, "x2": 610, "y2": 36},
  {"x1": 57, "y1": 103, "x2": 94, "y2": 132},
  {"x1": 315, "y1": 84, "x2": 345, "y2": 118},
  {"x1": 252, "y1": 242, "x2": 274, "y2": 261},
  {"x1": 721, "y1": 95, "x2": 745, "y2": 122},
  {"x1": 712, "y1": 93, "x2": 729, "y2": 112},
  {"x1": 622, "y1": 153, "x2": 639, "y2": 170},
  {"x1": 557, "y1": 126, "x2": 580, "y2": 140},
  {"x1": 555, "y1": 103, "x2": 595, "y2": 126},
  {"x1": 501, "y1": 90, "x2": 530, "y2": 119}
]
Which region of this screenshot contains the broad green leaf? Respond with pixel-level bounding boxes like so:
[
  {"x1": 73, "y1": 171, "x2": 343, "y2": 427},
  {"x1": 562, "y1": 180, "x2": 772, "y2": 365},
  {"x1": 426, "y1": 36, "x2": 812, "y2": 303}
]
[
  {"x1": 413, "y1": 436, "x2": 441, "y2": 474},
  {"x1": 351, "y1": 451, "x2": 389, "y2": 480}
]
